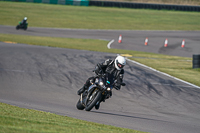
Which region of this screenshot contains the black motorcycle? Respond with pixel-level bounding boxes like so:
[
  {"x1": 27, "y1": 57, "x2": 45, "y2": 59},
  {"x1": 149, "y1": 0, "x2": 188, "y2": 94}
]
[
  {"x1": 76, "y1": 72, "x2": 125, "y2": 111},
  {"x1": 16, "y1": 21, "x2": 28, "y2": 30}
]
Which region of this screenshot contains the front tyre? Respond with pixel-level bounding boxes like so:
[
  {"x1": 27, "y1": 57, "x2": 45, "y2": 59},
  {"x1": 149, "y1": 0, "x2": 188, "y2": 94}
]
[
  {"x1": 76, "y1": 99, "x2": 85, "y2": 110},
  {"x1": 24, "y1": 25, "x2": 28, "y2": 30},
  {"x1": 85, "y1": 91, "x2": 102, "y2": 111}
]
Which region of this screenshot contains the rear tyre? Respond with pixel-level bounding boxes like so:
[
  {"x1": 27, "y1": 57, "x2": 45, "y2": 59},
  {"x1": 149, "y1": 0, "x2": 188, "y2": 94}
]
[
  {"x1": 16, "y1": 25, "x2": 19, "y2": 30},
  {"x1": 76, "y1": 99, "x2": 85, "y2": 110},
  {"x1": 85, "y1": 91, "x2": 102, "y2": 111}
]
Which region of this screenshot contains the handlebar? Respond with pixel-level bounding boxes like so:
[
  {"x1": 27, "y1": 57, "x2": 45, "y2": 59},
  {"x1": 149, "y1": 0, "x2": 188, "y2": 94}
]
[{"x1": 93, "y1": 64, "x2": 126, "y2": 86}]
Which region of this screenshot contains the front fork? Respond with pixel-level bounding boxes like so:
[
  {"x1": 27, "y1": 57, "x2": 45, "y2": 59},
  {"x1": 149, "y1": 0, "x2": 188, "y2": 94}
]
[{"x1": 80, "y1": 93, "x2": 83, "y2": 103}]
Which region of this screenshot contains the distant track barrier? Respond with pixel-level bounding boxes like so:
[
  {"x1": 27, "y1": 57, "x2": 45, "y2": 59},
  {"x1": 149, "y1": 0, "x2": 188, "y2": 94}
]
[
  {"x1": 1, "y1": 0, "x2": 89, "y2": 6},
  {"x1": 89, "y1": 1, "x2": 200, "y2": 12},
  {"x1": 2, "y1": 0, "x2": 200, "y2": 11}
]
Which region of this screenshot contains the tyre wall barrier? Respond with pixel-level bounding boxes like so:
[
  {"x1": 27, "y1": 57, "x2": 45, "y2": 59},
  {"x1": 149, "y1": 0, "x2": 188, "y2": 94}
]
[
  {"x1": 89, "y1": 1, "x2": 200, "y2": 12},
  {"x1": 1, "y1": 0, "x2": 89, "y2": 6},
  {"x1": 193, "y1": 55, "x2": 200, "y2": 69}
]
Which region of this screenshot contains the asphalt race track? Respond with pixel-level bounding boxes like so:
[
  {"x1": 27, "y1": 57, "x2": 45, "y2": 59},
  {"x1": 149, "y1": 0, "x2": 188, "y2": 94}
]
[
  {"x1": 1, "y1": 25, "x2": 200, "y2": 57},
  {"x1": 0, "y1": 25, "x2": 200, "y2": 133}
]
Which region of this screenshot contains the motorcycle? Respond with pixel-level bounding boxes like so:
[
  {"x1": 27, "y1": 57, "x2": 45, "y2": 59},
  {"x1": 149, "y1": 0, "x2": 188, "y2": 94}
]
[
  {"x1": 76, "y1": 71, "x2": 125, "y2": 111},
  {"x1": 16, "y1": 21, "x2": 28, "y2": 30}
]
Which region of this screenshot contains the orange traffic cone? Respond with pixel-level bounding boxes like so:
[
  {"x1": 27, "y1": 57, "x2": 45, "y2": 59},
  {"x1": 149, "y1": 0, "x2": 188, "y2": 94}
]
[
  {"x1": 164, "y1": 39, "x2": 168, "y2": 47},
  {"x1": 118, "y1": 35, "x2": 122, "y2": 43},
  {"x1": 144, "y1": 38, "x2": 148, "y2": 46},
  {"x1": 181, "y1": 39, "x2": 185, "y2": 48}
]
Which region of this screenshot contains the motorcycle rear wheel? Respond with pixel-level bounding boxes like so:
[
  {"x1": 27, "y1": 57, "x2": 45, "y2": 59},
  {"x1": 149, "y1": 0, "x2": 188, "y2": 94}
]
[
  {"x1": 16, "y1": 25, "x2": 19, "y2": 30},
  {"x1": 85, "y1": 91, "x2": 102, "y2": 111}
]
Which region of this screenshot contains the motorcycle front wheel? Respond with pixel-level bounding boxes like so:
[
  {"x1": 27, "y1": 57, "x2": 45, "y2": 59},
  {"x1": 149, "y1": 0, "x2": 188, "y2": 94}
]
[{"x1": 85, "y1": 90, "x2": 102, "y2": 111}]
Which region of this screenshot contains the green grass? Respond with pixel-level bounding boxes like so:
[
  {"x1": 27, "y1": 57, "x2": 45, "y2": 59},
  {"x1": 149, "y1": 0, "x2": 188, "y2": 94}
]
[
  {"x1": 1, "y1": 1, "x2": 200, "y2": 30},
  {"x1": 131, "y1": 57, "x2": 200, "y2": 85},
  {"x1": 0, "y1": 103, "x2": 145, "y2": 133},
  {"x1": 0, "y1": 34, "x2": 109, "y2": 51}
]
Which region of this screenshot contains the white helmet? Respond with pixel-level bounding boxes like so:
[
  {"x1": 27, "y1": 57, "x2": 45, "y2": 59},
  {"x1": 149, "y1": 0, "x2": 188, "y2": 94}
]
[
  {"x1": 114, "y1": 56, "x2": 126, "y2": 70},
  {"x1": 24, "y1": 17, "x2": 27, "y2": 20}
]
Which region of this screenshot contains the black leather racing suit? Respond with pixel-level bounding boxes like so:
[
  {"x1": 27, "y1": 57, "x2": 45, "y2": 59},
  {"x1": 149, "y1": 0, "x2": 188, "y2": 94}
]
[
  {"x1": 83, "y1": 59, "x2": 124, "y2": 91},
  {"x1": 21, "y1": 19, "x2": 27, "y2": 25}
]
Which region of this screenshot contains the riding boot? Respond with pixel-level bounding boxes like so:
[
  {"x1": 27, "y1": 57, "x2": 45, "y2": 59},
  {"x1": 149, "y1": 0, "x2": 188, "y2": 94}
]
[
  {"x1": 95, "y1": 102, "x2": 100, "y2": 110},
  {"x1": 95, "y1": 96, "x2": 106, "y2": 110},
  {"x1": 77, "y1": 85, "x2": 87, "y2": 95},
  {"x1": 77, "y1": 77, "x2": 94, "y2": 95}
]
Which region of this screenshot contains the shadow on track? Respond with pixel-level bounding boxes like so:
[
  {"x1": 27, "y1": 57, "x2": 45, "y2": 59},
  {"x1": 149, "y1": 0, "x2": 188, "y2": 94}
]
[{"x1": 91, "y1": 110, "x2": 171, "y2": 123}]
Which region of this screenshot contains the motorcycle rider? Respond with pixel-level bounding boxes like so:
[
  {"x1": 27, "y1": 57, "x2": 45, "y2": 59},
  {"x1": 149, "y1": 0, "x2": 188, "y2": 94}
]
[
  {"x1": 77, "y1": 55, "x2": 126, "y2": 109},
  {"x1": 21, "y1": 17, "x2": 28, "y2": 25}
]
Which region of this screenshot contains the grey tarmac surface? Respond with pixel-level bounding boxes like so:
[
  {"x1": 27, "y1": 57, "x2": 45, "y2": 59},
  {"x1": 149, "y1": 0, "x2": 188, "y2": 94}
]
[
  {"x1": 1, "y1": 25, "x2": 200, "y2": 57},
  {"x1": 0, "y1": 25, "x2": 200, "y2": 133}
]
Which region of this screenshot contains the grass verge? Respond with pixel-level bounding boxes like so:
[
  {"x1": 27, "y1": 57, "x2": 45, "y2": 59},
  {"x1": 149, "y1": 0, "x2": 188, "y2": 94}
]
[
  {"x1": 0, "y1": 103, "x2": 145, "y2": 133},
  {"x1": 1, "y1": 33, "x2": 200, "y2": 87},
  {"x1": 1, "y1": 1, "x2": 200, "y2": 30}
]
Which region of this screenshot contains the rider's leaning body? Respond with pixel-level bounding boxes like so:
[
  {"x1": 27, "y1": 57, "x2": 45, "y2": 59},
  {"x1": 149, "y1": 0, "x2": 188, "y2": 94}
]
[
  {"x1": 21, "y1": 17, "x2": 28, "y2": 25},
  {"x1": 77, "y1": 55, "x2": 126, "y2": 109}
]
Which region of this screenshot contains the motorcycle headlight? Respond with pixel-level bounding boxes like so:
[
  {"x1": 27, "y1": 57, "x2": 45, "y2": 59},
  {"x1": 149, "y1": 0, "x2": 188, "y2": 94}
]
[
  {"x1": 107, "y1": 87, "x2": 111, "y2": 91},
  {"x1": 99, "y1": 81, "x2": 104, "y2": 86}
]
